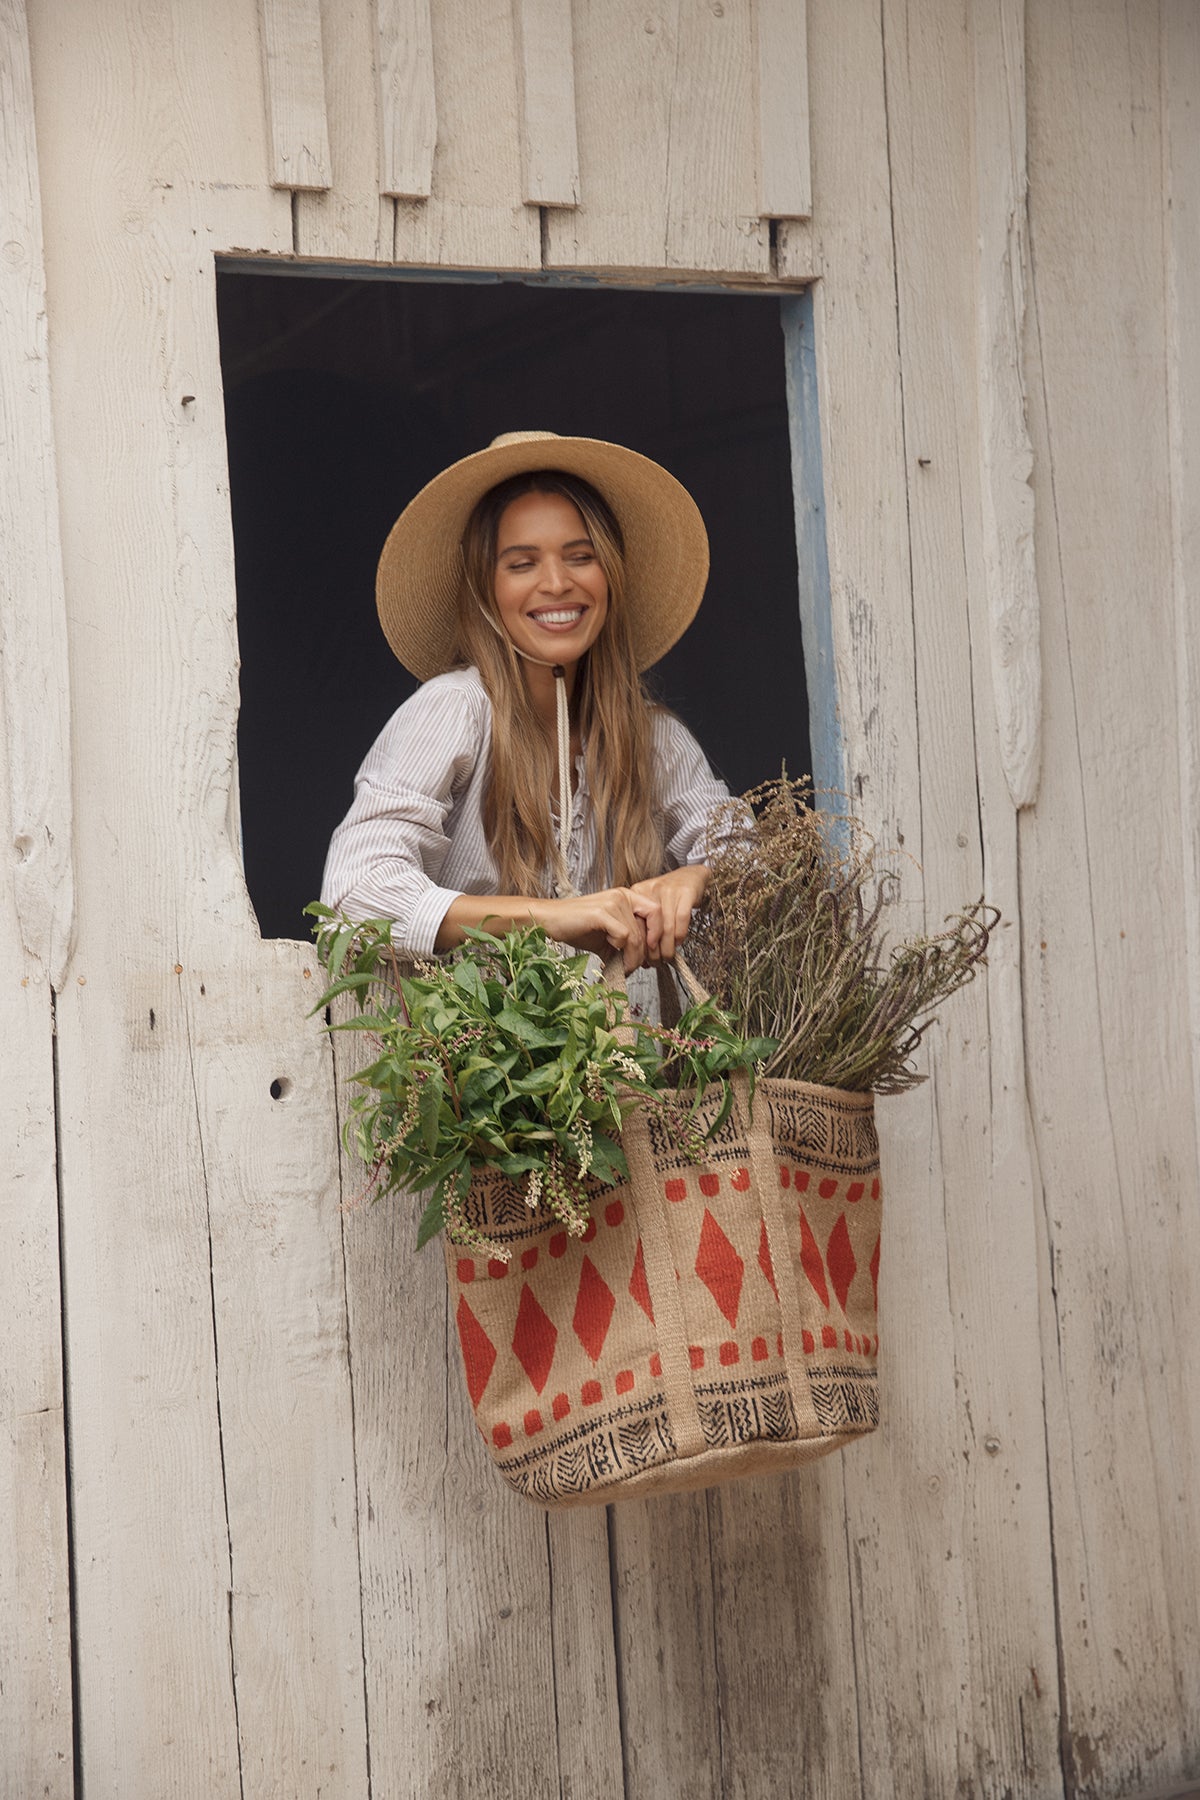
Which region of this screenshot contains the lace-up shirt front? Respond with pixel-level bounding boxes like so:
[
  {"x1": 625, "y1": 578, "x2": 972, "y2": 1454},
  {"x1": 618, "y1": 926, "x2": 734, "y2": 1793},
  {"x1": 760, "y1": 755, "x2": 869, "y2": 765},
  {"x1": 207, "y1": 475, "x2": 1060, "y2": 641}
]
[{"x1": 320, "y1": 666, "x2": 729, "y2": 957}]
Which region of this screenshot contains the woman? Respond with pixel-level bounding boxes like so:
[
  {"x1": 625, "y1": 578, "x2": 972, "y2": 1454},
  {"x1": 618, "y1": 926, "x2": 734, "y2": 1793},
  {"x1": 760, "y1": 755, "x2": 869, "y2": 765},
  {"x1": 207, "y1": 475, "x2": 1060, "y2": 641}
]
[{"x1": 321, "y1": 430, "x2": 728, "y2": 975}]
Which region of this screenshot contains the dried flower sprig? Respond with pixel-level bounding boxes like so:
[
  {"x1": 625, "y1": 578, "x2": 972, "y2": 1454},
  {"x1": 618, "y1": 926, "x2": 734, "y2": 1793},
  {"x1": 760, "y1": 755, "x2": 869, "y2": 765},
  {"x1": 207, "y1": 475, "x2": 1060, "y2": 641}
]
[{"x1": 686, "y1": 775, "x2": 998, "y2": 1094}]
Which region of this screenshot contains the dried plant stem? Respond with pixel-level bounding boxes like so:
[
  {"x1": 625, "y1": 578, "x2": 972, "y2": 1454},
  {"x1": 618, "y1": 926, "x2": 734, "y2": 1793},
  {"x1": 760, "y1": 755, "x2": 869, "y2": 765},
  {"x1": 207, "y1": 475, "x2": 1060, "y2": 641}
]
[{"x1": 688, "y1": 776, "x2": 999, "y2": 1095}]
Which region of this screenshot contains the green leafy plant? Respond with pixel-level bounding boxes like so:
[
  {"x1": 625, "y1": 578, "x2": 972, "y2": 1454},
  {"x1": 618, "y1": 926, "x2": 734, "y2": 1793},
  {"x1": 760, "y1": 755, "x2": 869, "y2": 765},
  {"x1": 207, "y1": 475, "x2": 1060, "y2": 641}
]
[
  {"x1": 306, "y1": 906, "x2": 774, "y2": 1259},
  {"x1": 687, "y1": 775, "x2": 999, "y2": 1094}
]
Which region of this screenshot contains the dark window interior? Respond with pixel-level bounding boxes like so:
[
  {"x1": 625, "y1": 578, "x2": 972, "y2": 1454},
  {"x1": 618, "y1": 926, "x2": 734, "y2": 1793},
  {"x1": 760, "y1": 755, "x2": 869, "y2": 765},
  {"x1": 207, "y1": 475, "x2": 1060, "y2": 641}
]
[{"x1": 216, "y1": 270, "x2": 810, "y2": 940}]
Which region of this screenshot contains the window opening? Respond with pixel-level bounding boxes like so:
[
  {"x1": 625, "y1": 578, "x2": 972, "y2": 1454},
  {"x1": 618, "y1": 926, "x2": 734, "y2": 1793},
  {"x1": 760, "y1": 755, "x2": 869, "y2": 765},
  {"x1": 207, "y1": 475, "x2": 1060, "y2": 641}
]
[{"x1": 217, "y1": 268, "x2": 813, "y2": 939}]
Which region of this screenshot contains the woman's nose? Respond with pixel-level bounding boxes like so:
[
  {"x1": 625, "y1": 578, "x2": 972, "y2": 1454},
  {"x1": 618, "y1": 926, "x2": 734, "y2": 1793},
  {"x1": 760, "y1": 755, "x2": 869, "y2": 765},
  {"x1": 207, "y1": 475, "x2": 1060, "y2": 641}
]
[{"x1": 539, "y1": 560, "x2": 572, "y2": 593}]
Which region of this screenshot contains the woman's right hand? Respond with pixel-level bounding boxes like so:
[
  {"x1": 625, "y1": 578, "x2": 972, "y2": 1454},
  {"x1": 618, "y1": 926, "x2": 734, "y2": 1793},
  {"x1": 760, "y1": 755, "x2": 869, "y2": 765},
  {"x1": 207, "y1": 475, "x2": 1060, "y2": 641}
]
[
  {"x1": 437, "y1": 887, "x2": 661, "y2": 971},
  {"x1": 532, "y1": 888, "x2": 658, "y2": 973}
]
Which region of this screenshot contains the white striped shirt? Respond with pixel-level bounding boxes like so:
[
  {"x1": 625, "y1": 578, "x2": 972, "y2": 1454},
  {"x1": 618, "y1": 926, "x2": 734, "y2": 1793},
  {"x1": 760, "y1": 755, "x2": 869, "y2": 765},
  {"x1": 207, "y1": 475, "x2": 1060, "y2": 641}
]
[{"x1": 320, "y1": 665, "x2": 729, "y2": 956}]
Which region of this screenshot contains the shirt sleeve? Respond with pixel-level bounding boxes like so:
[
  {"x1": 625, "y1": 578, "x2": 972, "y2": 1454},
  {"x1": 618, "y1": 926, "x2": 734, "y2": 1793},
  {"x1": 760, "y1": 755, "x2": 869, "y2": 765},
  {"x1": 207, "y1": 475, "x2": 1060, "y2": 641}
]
[
  {"x1": 652, "y1": 709, "x2": 731, "y2": 868},
  {"x1": 320, "y1": 677, "x2": 487, "y2": 956}
]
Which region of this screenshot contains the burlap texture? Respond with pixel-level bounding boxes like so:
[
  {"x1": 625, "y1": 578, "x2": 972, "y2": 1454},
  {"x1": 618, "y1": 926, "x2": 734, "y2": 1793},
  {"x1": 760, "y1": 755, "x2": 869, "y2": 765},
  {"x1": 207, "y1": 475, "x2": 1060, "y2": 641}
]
[{"x1": 444, "y1": 1073, "x2": 882, "y2": 1508}]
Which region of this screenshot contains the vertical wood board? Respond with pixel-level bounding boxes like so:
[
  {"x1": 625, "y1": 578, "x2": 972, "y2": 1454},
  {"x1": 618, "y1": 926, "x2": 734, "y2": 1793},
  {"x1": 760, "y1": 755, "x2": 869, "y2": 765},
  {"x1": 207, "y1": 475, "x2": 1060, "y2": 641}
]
[
  {"x1": 873, "y1": 1, "x2": 1061, "y2": 1792},
  {"x1": 259, "y1": 0, "x2": 333, "y2": 189},
  {"x1": 375, "y1": 0, "x2": 437, "y2": 198},
  {"x1": 0, "y1": 3, "x2": 76, "y2": 1790},
  {"x1": 27, "y1": 1, "x2": 366, "y2": 1791},
  {"x1": 971, "y1": 0, "x2": 1041, "y2": 809},
  {"x1": 513, "y1": 0, "x2": 579, "y2": 207},
  {"x1": 754, "y1": 0, "x2": 812, "y2": 218},
  {"x1": 1164, "y1": 0, "x2": 1200, "y2": 1299},
  {"x1": 1022, "y1": 0, "x2": 1200, "y2": 1788}
]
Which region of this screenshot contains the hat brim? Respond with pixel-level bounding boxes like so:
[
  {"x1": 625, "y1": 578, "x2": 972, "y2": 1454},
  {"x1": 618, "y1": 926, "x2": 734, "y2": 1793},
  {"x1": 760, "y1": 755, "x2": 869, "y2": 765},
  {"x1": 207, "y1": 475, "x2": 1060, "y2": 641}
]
[{"x1": 375, "y1": 435, "x2": 710, "y2": 679}]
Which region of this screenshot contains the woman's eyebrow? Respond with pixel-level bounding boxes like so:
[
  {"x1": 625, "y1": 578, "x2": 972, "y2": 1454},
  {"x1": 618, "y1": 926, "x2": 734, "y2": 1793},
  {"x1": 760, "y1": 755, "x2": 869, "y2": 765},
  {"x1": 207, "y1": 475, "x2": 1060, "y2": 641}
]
[{"x1": 497, "y1": 536, "x2": 594, "y2": 556}]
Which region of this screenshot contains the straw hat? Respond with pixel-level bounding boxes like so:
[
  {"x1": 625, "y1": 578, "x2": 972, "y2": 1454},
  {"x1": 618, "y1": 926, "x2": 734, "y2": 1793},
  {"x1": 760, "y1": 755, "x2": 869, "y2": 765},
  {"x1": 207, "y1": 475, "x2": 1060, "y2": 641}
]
[{"x1": 375, "y1": 431, "x2": 709, "y2": 679}]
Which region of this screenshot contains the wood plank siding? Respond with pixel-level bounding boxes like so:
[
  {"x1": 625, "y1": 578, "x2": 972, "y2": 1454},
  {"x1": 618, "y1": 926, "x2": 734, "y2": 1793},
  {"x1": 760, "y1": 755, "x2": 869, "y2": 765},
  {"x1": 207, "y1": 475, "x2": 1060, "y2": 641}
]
[{"x1": 3, "y1": 0, "x2": 1197, "y2": 1795}]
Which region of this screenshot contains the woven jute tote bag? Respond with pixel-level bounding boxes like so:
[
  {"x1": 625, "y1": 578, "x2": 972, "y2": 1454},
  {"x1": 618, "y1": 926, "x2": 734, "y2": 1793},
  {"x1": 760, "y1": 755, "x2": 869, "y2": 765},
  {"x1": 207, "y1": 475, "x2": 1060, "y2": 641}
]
[{"x1": 443, "y1": 960, "x2": 882, "y2": 1507}]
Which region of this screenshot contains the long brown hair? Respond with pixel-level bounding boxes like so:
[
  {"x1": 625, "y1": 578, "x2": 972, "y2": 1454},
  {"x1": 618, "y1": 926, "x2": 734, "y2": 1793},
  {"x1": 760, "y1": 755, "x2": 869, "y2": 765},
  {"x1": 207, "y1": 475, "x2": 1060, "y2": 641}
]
[{"x1": 452, "y1": 471, "x2": 665, "y2": 895}]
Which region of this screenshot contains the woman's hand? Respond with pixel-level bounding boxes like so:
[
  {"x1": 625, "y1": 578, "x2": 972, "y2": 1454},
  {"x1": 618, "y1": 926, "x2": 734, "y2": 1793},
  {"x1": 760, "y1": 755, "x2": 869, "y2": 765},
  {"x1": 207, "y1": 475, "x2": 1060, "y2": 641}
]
[
  {"x1": 533, "y1": 888, "x2": 658, "y2": 973},
  {"x1": 628, "y1": 864, "x2": 709, "y2": 964},
  {"x1": 437, "y1": 866, "x2": 709, "y2": 972}
]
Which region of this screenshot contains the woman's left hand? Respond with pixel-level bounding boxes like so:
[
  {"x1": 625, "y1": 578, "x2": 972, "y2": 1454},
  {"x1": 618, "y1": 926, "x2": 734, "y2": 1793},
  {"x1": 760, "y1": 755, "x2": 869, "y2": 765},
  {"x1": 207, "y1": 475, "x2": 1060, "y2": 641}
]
[{"x1": 628, "y1": 864, "x2": 709, "y2": 965}]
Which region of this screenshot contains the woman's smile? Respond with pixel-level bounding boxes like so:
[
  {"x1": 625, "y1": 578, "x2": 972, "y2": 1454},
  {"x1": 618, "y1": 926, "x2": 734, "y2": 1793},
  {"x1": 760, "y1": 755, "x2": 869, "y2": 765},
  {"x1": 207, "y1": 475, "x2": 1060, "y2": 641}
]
[{"x1": 493, "y1": 491, "x2": 609, "y2": 669}]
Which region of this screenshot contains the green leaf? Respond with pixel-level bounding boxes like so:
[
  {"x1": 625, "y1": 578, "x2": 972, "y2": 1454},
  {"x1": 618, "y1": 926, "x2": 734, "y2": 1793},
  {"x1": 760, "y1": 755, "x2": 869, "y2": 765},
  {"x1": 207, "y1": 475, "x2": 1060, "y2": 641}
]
[
  {"x1": 419, "y1": 1072, "x2": 443, "y2": 1153},
  {"x1": 586, "y1": 1132, "x2": 629, "y2": 1183},
  {"x1": 495, "y1": 1008, "x2": 557, "y2": 1047},
  {"x1": 416, "y1": 1189, "x2": 449, "y2": 1250}
]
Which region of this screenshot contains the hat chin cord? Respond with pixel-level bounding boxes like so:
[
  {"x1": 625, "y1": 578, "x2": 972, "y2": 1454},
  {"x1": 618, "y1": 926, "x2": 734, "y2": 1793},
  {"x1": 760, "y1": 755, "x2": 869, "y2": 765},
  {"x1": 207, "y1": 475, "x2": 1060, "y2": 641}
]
[{"x1": 475, "y1": 601, "x2": 576, "y2": 897}]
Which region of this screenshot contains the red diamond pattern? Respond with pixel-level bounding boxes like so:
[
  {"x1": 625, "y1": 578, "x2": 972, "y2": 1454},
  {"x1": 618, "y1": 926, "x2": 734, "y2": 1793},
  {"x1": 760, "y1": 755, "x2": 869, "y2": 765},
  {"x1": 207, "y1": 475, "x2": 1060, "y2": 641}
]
[
  {"x1": 757, "y1": 1217, "x2": 778, "y2": 1299},
  {"x1": 456, "y1": 1295, "x2": 496, "y2": 1409},
  {"x1": 629, "y1": 1237, "x2": 655, "y2": 1323},
  {"x1": 827, "y1": 1215, "x2": 857, "y2": 1313},
  {"x1": 695, "y1": 1208, "x2": 744, "y2": 1328},
  {"x1": 512, "y1": 1282, "x2": 558, "y2": 1395},
  {"x1": 798, "y1": 1208, "x2": 829, "y2": 1308},
  {"x1": 573, "y1": 1255, "x2": 616, "y2": 1362}
]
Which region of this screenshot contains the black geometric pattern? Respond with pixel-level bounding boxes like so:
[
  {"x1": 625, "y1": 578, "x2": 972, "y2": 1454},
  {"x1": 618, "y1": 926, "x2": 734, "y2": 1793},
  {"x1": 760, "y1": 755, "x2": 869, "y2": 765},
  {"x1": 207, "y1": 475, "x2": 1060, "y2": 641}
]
[
  {"x1": 491, "y1": 1366, "x2": 878, "y2": 1503},
  {"x1": 641, "y1": 1077, "x2": 879, "y2": 1179},
  {"x1": 499, "y1": 1393, "x2": 676, "y2": 1502}
]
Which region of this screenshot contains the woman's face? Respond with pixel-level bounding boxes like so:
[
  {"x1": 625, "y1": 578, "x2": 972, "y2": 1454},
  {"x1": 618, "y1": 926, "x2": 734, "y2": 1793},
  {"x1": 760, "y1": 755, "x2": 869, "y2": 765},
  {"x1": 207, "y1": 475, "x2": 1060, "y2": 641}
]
[{"x1": 492, "y1": 491, "x2": 609, "y2": 668}]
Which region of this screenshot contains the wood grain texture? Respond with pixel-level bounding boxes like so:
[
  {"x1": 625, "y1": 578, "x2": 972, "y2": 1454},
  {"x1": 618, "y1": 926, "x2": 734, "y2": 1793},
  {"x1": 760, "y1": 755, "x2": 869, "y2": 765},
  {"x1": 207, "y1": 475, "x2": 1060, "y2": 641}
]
[
  {"x1": 871, "y1": 1, "x2": 1062, "y2": 1792},
  {"x1": 376, "y1": 0, "x2": 437, "y2": 198},
  {"x1": 514, "y1": 0, "x2": 579, "y2": 207},
  {"x1": 295, "y1": 0, "x2": 394, "y2": 262},
  {"x1": 544, "y1": 0, "x2": 769, "y2": 275},
  {"x1": 1164, "y1": 1, "x2": 1200, "y2": 1345},
  {"x1": 0, "y1": 5, "x2": 75, "y2": 1791},
  {"x1": 1023, "y1": 0, "x2": 1200, "y2": 1790},
  {"x1": 259, "y1": 0, "x2": 333, "y2": 189},
  {"x1": 391, "y1": 0, "x2": 540, "y2": 271},
  {"x1": 28, "y1": 1, "x2": 364, "y2": 1792},
  {"x1": 753, "y1": 0, "x2": 811, "y2": 218},
  {"x1": 972, "y1": 0, "x2": 1041, "y2": 809},
  {"x1": 610, "y1": 1491, "x2": 723, "y2": 1799},
  {"x1": 0, "y1": 0, "x2": 74, "y2": 988}
]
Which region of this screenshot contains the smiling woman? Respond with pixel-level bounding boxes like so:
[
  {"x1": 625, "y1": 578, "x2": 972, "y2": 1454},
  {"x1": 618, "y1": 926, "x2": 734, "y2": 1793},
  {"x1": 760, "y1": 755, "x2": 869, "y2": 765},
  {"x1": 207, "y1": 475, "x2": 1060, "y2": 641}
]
[{"x1": 320, "y1": 432, "x2": 729, "y2": 973}]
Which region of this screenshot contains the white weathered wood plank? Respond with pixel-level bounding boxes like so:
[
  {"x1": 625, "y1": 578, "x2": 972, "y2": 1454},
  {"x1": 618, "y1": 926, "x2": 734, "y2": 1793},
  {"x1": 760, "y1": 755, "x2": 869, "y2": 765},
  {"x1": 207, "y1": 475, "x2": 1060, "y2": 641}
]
[
  {"x1": 191, "y1": 954, "x2": 369, "y2": 1798},
  {"x1": 0, "y1": 4, "x2": 76, "y2": 1791},
  {"x1": 1022, "y1": 0, "x2": 1200, "y2": 1789},
  {"x1": 972, "y1": 0, "x2": 1041, "y2": 809},
  {"x1": 544, "y1": 1508, "x2": 625, "y2": 1796},
  {"x1": 544, "y1": 0, "x2": 769, "y2": 275},
  {"x1": 27, "y1": 0, "x2": 366, "y2": 1790},
  {"x1": 872, "y1": 1, "x2": 1063, "y2": 1791},
  {"x1": 1164, "y1": 0, "x2": 1200, "y2": 1335},
  {"x1": 295, "y1": 0, "x2": 394, "y2": 262},
  {"x1": 0, "y1": 0, "x2": 74, "y2": 989},
  {"x1": 336, "y1": 1069, "x2": 454, "y2": 1800},
  {"x1": 375, "y1": 0, "x2": 437, "y2": 198},
  {"x1": 259, "y1": 0, "x2": 333, "y2": 190},
  {"x1": 513, "y1": 0, "x2": 579, "y2": 207},
  {"x1": 391, "y1": 0, "x2": 540, "y2": 270},
  {"x1": 708, "y1": 1467, "x2": 863, "y2": 1800},
  {"x1": 611, "y1": 1492, "x2": 723, "y2": 1799},
  {"x1": 754, "y1": 0, "x2": 811, "y2": 218}
]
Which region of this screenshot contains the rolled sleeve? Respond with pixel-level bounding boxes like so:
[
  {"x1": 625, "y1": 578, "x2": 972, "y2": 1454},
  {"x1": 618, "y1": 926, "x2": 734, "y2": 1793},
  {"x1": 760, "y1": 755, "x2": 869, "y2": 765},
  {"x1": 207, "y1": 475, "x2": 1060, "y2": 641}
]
[{"x1": 320, "y1": 676, "x2": 488, "y2": 955}]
